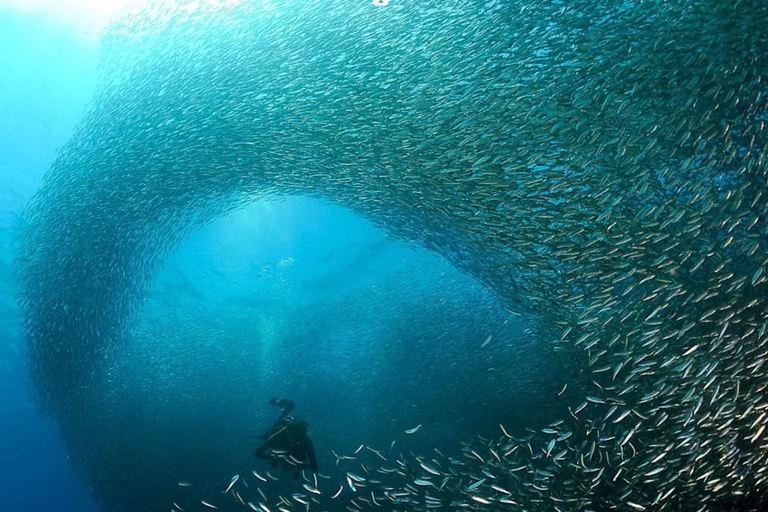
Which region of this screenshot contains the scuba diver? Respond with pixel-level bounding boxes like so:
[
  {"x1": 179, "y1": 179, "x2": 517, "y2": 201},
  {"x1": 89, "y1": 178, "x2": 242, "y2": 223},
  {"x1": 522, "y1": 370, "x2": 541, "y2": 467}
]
[{"x1": 255, "y1": 398, "x2": 318, "y2": 476}]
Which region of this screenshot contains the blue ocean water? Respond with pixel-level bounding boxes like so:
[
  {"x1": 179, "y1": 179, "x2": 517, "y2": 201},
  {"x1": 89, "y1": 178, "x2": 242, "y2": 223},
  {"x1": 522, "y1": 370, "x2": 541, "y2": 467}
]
[
  {"x1": 3, "y1": 1, "x2": 767, "y2": 511},
  {"x1": 0, "y1": 10, "x2": 101, "y2": 512}
]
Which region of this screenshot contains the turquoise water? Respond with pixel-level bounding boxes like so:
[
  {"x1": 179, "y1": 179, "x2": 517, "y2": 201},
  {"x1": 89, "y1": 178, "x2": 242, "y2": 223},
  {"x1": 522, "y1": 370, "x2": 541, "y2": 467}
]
[
  {"x1": 0, "y1": 10, "x2": 100, "y2": 512},
  {"x1": 3, "y1": 1, "x2": 768, "y2": 511}
]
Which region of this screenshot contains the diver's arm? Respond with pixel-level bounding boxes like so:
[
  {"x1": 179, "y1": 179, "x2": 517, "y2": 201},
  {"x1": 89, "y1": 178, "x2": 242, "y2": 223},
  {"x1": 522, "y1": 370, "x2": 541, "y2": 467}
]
[
  {"x1": 268, "y1": 416, "x2": 285, "y2": 436},
  {"x1": 256, "y1": 416, "x2": 283, "y2": 440},
  {"x1": 254, "y1": 441, "x2": 271, "y2": 459}
]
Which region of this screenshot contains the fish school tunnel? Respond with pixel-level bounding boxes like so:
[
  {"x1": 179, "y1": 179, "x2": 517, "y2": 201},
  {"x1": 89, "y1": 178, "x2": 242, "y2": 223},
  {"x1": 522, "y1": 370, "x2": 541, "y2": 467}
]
[{"x1": 14, "y1": 1, "x2": 768, "y2": 511}]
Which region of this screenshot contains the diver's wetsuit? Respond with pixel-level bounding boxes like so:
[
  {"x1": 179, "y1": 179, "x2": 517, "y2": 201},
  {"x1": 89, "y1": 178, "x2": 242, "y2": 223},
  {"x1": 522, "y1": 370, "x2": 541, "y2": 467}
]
[{"x1": 255, "y1": 399, "x2": 318, "y2": 472}]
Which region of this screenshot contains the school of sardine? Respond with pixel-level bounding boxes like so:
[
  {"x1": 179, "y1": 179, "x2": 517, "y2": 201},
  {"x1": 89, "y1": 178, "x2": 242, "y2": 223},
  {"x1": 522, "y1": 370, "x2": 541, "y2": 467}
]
[{"x1": 15, "y1": 0, "x2": 767, "y2": 511}]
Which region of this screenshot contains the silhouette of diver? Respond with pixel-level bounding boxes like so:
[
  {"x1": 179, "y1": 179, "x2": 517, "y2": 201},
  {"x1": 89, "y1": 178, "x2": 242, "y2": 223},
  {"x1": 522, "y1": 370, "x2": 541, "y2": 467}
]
[{"x1": 255, "y1": 398, "x2": 318, "y2": 475}]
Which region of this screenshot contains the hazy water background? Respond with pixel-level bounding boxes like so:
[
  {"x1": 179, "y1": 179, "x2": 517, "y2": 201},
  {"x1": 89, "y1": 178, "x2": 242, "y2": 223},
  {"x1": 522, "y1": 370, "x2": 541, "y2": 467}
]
[{"x1": 0, "y1": 5, "x2": 102, "y2": 510}]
